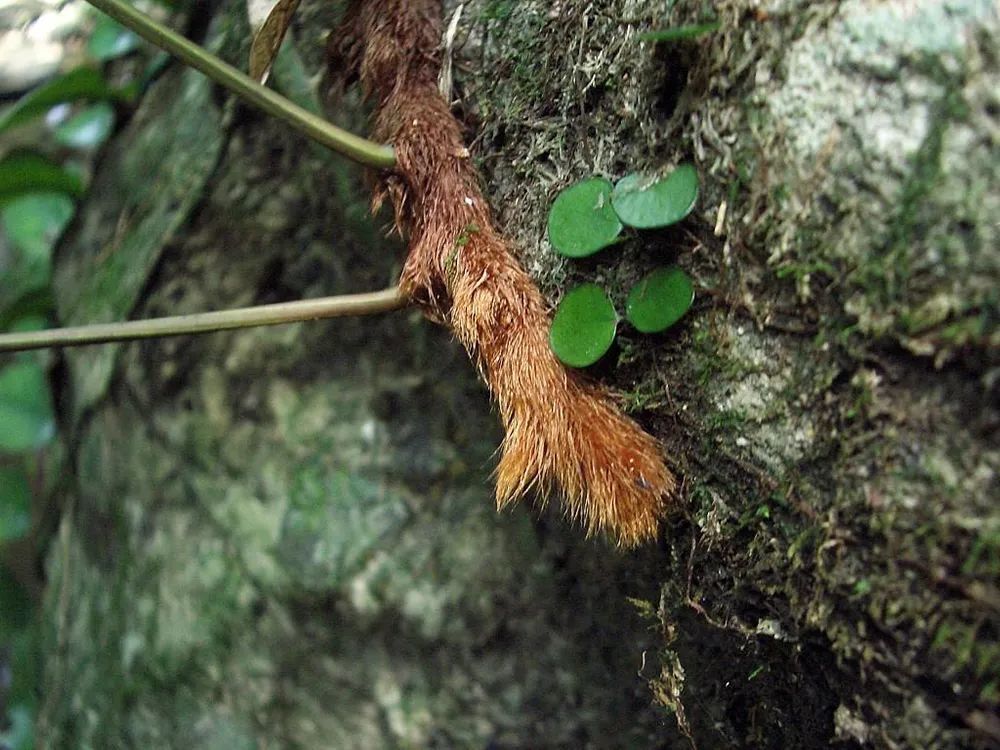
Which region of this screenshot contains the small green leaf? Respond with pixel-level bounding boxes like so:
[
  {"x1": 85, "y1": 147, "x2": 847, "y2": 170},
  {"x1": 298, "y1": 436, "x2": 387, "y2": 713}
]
[
  {"x1": 639, "y1": 22, "x2": 720, "y2": 43},
  {"x1": 0, "y1": 152, "x2": 84, "y2": 202},
  {"x1": 53, "y1": 102, "x2": 115, "y2": 149},
  {"x1": 0, "y1": 68, "x2": 117, "y2": 135},
  {"x1": 611, "y1": 164, "x2": 699, "y2": 229},
  {"x1": 0, "y1": 465, "x2": 32, "y2": 543},
  {"x1": 547, "y1": 177, "x2": 623, "y2": 258},
  {"x1": 88, "y1": 14, "x2": 141, "y2": 61},
  {"x1": 626, "y1": 266, "x2": 694, "y2": 333},
  {"x1": 0, "y1": 360, "x2": 55, "y2": 453},
  {"x1": 549, "y1": 283, "x2": 618, "y2": 368},
  {"x1": 2, "y1": 193, "x2": 76, "y2": 262}
]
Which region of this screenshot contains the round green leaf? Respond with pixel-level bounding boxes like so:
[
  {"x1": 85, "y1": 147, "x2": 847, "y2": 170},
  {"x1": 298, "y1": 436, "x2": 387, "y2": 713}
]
[
  {"x1": 611, "y1": 163, "x2": 699, "y2": 229},
  {"x1": 53, "y1": 102, "x2": 115, "y2": 149},
  {"x1": 0, "y1": 360, "x2": 55, "y2": 452},
  {"x1": 549, "y1": 283, "x2": 618, "y2": 368},
  {"x1": 626, "y1": 266, "x2": 694, "y2": 333},
  {"x1": 547, "y1": 177, "x2": 623, "y2": 258}
]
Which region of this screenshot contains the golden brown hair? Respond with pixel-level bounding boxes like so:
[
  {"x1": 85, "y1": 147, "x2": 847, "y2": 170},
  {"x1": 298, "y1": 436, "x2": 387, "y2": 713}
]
[{"x1": 330, "y1": 0, "x2": 675, "y2": 545}]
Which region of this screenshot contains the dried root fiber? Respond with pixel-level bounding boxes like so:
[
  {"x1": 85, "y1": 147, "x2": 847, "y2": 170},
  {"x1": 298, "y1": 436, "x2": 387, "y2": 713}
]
[{"x1": 329, "y1": 0, "x2": 675, "y2": 546}]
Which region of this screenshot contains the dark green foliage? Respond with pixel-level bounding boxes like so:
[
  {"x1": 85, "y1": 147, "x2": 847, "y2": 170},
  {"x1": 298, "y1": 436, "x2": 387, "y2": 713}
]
[
  {"x1": 547, "y1": 177, "x2": 622, "y2": 257},
  {"x1": 549, "y1": 283, "x2": 618, "y2": 367},
  {"x1": 0, "y1": 68, "x2": 119, "y2": 134},
  {"x1": 0, "y1": 153, "x2": 83, "y2": 201},
  {"x1": 0, "y1": 360, "x2": 55, "y2": 453},
  {"x1": 611, "y1": 164, "x2": 698, "y2": 229},
  {"x1": 626, "y1": 266, "x2": 694, "y2": 333}
]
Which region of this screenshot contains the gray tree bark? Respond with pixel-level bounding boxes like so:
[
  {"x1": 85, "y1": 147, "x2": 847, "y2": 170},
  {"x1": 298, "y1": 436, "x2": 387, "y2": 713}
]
[{"x1": 40, "y1": 1, "x2": 998, "y2": 749}]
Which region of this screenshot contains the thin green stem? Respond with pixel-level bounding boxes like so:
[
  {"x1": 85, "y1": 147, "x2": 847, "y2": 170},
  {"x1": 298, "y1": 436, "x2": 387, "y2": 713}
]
[
  {"x1": 0, "y1": 288, "x2": 407, "y2": 352},
  {"x1": 85, "y1": 0, "x2": 396, "y2": 168}
]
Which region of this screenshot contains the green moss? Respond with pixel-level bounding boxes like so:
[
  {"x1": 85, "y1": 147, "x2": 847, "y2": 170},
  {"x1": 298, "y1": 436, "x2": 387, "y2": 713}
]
[
  {"x1": 858, "y1": 73, "x2": 968, "y2": 311},
  {"x1": 962, "y1": 528, "x2": 1000, "y2": 577},
  {"x1": 704, "y1": 408, "x2": 747, "y2": 432}
]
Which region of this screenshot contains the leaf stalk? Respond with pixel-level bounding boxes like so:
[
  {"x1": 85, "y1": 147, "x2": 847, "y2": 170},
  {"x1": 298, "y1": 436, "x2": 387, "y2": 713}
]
[
  {"x1": 0, "y1": 287, "x2": 407, "y2": 352},
  {"x1": 84, "y1": 0, "x2": 396, "y2": 168}
]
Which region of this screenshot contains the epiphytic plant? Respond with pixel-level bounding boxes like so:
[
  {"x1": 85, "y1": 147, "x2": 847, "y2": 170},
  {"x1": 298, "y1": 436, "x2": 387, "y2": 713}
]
[
  {"x1": 0, "y1": 0, "x2": 679, "y2": 546},
  {"x1": 547, "y1": 165, "x2": 699, "y2": 368}
]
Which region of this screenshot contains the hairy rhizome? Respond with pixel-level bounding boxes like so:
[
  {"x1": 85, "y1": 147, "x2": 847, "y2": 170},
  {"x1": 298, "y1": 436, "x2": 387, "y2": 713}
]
[{"x1": 329, "y1": 0, "x2": 675, "y2": 546}]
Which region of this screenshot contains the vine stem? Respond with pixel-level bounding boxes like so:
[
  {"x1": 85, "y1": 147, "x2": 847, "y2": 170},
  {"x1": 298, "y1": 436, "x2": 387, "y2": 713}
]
[
  {"x1": 84, "y1": 0, "x2": 396, "y2": 168},
  {"x1": 0, "y1": 287, "x2": 407, "y2": 352}
]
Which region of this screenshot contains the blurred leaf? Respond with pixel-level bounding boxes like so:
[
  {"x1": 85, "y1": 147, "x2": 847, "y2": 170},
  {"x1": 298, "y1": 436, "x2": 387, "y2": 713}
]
[
  {"x1": 53, "y1": 102, "x2": 115, "y2": 149},
  {"x1": 547, "y1": 177, "x2": 623, "y2": 258},
  {"x1": 0, "y1": 360, "x2": 55, "y2": 453},
  {"x1": 625, "y1": 266, "x2": 694, "y2": 333},
  {"x1": 549, "y1": 283, "x2": 618, "y2": 368},
  {"x1": 0, "y1": 272, "x2": 53, "y2": 328},
  {"x1": 270, "y1": 42, "x2": 321, "y2": 113},
  {"x1": 114, "y1": 50, "x2": 172, "y2": 102},
  {"x1": 5, "y1": 316, "x2": 47, "y2": 334},
  {"x1": 2, "y1": 192, "x2": 76, "y2": 262},
  {"x1": 0, "y1": 703, "x2": 34, "y2": 750},
  {"x1": 0, "y1": 466, "x2": 31, "y2": 543},
  {"x1": 0, "y1": 611, "x2": 40, "y2": 748},
  {"x1": 88, "y1": 14, "x2": 141, "y2": 61},
  {"x1": 0, "y1": 566, "x2": 33, "y2": 637},
  {"x1": 0, "y1": 68, "x2": 117, "y2": 135},
  {"x1": 0, "y1": 153, "x2": 84, "y2": 202},
  {"x1": 0, "y1": 289, "x2": 53, "y2": 333},
  {"x1": 248, "y1": 0, "x2": 302, "y2": 84},
  {"x1": 611, "y1": 164, "x2": 698, "y2": 229}
]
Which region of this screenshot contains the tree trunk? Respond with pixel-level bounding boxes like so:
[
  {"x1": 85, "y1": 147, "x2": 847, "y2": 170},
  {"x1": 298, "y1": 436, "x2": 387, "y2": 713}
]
[{"x1": 40, "y1": 1, "x2": 998, "y2": 749}]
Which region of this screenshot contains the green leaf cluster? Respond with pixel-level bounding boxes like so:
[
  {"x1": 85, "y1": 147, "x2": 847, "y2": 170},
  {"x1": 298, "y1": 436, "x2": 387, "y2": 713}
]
[
  {"x1": 549, "y1": 284, "x2": 618, "y2": 367},
  {"x1": 0, "y1": 12, "x2": 145, "y2": 744},
  {"x1": 547, "y1": 164, "x2": 698, "y2": 259},
  {"x1": 547, "y1": 165, "x2": 699, "y2": 367}
]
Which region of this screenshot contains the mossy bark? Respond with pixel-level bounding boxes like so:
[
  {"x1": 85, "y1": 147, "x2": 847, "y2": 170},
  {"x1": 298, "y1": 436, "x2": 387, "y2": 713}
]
[
  {"x1": 40, "y1": 1, "x2": 997, "y2": 749},
  {"x1": 469, "y1": 1, "x2": 998, "y2": 747}
]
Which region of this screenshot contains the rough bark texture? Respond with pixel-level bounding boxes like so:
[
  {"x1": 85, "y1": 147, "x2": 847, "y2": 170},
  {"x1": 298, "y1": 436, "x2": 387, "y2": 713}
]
[{"x1": 39, "y1": 1, "x2": 998, "y2": 749}]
